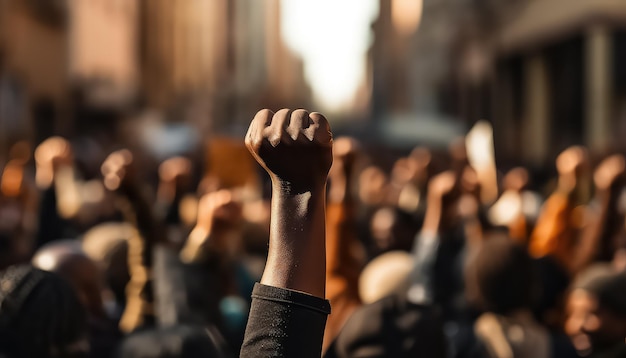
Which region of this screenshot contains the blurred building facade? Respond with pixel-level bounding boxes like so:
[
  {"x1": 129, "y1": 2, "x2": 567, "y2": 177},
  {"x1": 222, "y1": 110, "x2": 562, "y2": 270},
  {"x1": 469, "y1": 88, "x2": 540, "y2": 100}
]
[
  {"x1": 0, "y1": 0, "x2": 310, "y2": 155},
  {"x1": 479, "y1": 0, "x2": 626, "y2": 166},
  {"x1": 370, "y1": 0, "x2": 626, "y2": 167},
  {"x1": 368, "y1": 0, "x2": 470, "y2": 148}
]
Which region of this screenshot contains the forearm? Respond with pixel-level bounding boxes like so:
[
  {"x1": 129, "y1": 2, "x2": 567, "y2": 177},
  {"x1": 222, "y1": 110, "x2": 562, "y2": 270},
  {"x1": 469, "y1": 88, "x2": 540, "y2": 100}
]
[
  {"x1": 261, "y1": 183, "x2": 327, "y2": 298},
  {"x1": 327, "y1": 171, "x2": 360, "y2": 276},
  {"x1": 420, "y1": 197, "x2": 442, "y2": 237},
  {"x1": 326, "y1": 203, "x2": 360, "y2": 277},
  {"x1": 572, "y1": 190, "x2": 616, "y2": 271},
  {"x1": 53, "y1": 166, "x2": 82, "y2": 219}
]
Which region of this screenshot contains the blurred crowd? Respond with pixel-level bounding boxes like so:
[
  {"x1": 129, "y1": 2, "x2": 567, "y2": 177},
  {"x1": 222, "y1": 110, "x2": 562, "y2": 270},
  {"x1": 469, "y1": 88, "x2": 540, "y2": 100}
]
[{"x1": 0, "y1": 113, "x2": 626, "y2": 358}]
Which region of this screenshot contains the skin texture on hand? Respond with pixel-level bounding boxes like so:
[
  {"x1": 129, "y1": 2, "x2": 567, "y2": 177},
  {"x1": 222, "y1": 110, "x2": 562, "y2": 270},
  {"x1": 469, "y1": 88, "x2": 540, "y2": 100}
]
[
  {"x1": 245, "y1": 108, "x2": 332, "y2": 298},
  {"x1": 246, "y1": 109, "x2": 333, "y2": 194}
]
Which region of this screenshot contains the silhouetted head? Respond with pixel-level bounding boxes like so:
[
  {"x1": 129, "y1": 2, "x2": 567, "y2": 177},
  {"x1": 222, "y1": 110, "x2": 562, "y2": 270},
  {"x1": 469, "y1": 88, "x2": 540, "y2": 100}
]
[
  {"x1": 81, "y1": 223, "x2": 132, "y2": 309},
  {"x1": 565, "y1": 265, "x2": 626, "y2": 355},
  {"x1": 0, "y1": 265, "x2": 88, "y2": 357},
  {"x1": 33, "y1": 240, "x2": 106, "y2": 319},
  {"x1": 465, "y1": 238, "x2": 536, "y2": 315}
]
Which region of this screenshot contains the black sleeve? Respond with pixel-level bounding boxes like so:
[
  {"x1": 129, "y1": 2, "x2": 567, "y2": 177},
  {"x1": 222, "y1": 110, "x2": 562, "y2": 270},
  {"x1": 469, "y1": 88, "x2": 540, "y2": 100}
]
[{"x1": 240, "y1": 283, "x2": 331, "y2": 358}]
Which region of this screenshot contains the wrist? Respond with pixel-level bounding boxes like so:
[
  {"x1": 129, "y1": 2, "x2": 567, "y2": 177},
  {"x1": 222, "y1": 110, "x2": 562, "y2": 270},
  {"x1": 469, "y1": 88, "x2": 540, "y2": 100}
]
[
  {"x1": 422, "y1": 200, "x2": 443, "y2": 234},
  {"x1": 271, "y1": 178, "x2": 327, "y2": 197}
]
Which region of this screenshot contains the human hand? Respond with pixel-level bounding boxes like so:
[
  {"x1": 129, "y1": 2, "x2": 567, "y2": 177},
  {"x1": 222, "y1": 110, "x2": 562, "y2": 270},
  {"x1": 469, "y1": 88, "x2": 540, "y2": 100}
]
[
  {"x1": 245, "y1": 109, "x2": 333, "y2": 194},
  {"x1": 180, "y1": 189, "x2": 243, "y2": 263},
  {"x1": 35, "y1": 137, "x2": 73, "y2": 170},
  {"x1": 158, "y1": 156, "x2": 192, "y2": 203},
  {"x1": 329, "y1": 137, "x2": 359, "y2": 203},
  {"x1": 159, "y1": 156, "x2": 192, "y2": 187},
  {"x1": 556, "y1": 146, "x2": 588, "y2": 177},
  {"x1": 34, "y1": 137, "x2": 73, "y2": 188},
  {"x1": 427, "y1": 171, "x2": 459, "y2": 204},
  {"x1": 503, "y1": 167, "x2": 529, "y2": 192},
  {"x1": 422, "y1": 171, "x2": 460, "y2": 235},
  {"x1": 358, "y1": 166, "x2": 388, "y2": 206},
  {"x1": 391, "y1": 157, "x2": 420, "y2": 185},
  {"x1": 101, "y1": 150, "x2": 135, "y2": 191},
  {"x1": 593, "y1": 154, "x2": 625, "y2": 192}
]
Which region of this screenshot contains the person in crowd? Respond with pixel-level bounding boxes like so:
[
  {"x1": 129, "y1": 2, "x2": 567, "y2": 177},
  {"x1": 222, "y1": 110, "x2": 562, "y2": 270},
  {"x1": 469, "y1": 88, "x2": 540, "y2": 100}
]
[
  {"x1": 565, "y1": 264, "x2": 626, "y2": 358},
  {"x1": 7, "y1": 101, "x2": 626, "y2": 358},
  {"x1": 0, "y1": 264, "x2": 89, "y2": 357},
  {"x1": 239, "y1": 108, "x2": 333, "y2": 357},
  {"x1": 32, "y1": 240, "x2": 122, "y2": 358},
  {"x1": 81, "y1": 222, "x2": 133, "y2": 322},
  {"x1": 466, "y1": 236, "x2": 578, "y2": 358},
  {"x1": 156, "y1": 156, "x2": 195, "y2": 243},
  {"x1": 35, "y1": 137, "x2": 116, "y2": 247},
  {"x1": 488, "y1": 167, "x2": 533, "y2": 244},
  {"x1": 529, "y1": 146, "x2": 590, "y2": 275},
  {"x1": 323, "y1": 137, "x2": 366, "y2": 351},
  {"x1": 101, "y1": 149, "x2": 166, "y2": 333},
  {"x1": 324, "y1": 170, "x2": 467, "y2": 358},
  {"x1": 0, "y1": 157, "x2": 35, "y2": 270},
  {"x1": 178, "y1": 188, "x2": 253, "y2": 349}
]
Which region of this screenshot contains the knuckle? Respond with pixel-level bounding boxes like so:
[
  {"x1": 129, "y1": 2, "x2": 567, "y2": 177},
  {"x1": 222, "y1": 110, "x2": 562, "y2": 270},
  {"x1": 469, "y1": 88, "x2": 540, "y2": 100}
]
[
  {"x1": 292, "y1": 108, "x2": 309, "y2": 119},
  {"x1": 256, "y1": 108, "x2": 273, "y2": 119}
]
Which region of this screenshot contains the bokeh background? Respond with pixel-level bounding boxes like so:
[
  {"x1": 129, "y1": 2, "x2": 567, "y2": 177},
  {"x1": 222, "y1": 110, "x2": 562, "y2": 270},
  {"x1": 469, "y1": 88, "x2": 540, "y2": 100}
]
[{"x1": 1, "y1": 0, "x2": 626, "y2": 174}]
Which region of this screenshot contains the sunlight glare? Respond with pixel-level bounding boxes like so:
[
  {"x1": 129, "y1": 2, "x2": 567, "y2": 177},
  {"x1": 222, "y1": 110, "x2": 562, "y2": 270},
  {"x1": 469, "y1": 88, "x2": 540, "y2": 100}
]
[{"x1": 281, "y1": 0, "x2": 379, "y2": 111}]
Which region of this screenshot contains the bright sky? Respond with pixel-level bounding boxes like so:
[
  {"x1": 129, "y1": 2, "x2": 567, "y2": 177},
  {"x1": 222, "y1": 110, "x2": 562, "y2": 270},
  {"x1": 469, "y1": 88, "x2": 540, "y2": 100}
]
[{"x1": 281, "y1": 0, "x2": 379, "y2": 112}]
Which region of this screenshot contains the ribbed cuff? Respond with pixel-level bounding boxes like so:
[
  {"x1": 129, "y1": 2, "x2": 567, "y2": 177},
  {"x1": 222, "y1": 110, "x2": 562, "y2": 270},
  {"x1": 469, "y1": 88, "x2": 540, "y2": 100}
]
[{"x1": 251, "y1": 283, "x2": 331, "y2": 315}]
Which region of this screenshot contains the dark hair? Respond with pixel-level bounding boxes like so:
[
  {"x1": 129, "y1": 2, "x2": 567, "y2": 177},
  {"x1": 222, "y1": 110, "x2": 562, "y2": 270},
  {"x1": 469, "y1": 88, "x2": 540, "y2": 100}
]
[
  {"x1": 116, "y1": 325, "x2": 230, "y2": 358},
  {"x1": 0, "y1": 265, "x2": 88, "y2": 358},
  {"x1": 574, "y1": 265, "x2": 626, "y2": 316},
  {"x1": 465, "y1": 238, "x2": 536, "y2": 315}
]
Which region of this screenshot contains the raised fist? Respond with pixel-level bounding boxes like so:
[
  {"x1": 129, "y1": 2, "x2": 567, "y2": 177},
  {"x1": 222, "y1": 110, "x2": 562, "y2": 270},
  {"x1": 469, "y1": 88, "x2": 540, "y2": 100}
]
[
  {"x1": 245, "y1": 109, "x2": 333, "y2": 193},
  {"x1": 503, "y1": 167, "x2": 529, "y2": 192},
  {"x1": 180, "y1": 189, "x2": 243, "y2": 262},
  {"x1": 35, "y1": 136, "x2": 73, "y2": 170},
  {"x1": 556, "y1": 146, "x2": 588, "y2": 177},
  {"x1": 594, "y1": 154, "x2": 625, "y2": 191},
  {"x1": 101, "y1": 150, "x2": 134, "y2": 191},
  {"x1": 159, "y1": 157, "x2": 192, "y2": 186},
  {"x1": 427, "y1": 171, "x2": 458, "y2": 202},
  {"x1": 329, "y1": 137, "x2": 360, "y2": 203},
  {"x1": 332, "y1": 137, "x2": 359, "y2": 166}
]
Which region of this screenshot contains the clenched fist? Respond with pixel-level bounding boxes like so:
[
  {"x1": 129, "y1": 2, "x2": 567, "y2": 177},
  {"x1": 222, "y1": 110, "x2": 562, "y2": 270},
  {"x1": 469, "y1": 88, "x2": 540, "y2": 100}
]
[
  {"x1": 594, "y1": 154, "x2": 625, "y2": 191},
  {"x1": 180, "y1": 189, "x2": 243, "y2": 263},
  {"x1": 245, "y1": 109, "x2": 333, "y2": 193},
  {"x1": 101, "y1": 149, "x2": 134, "y2": 191}
]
